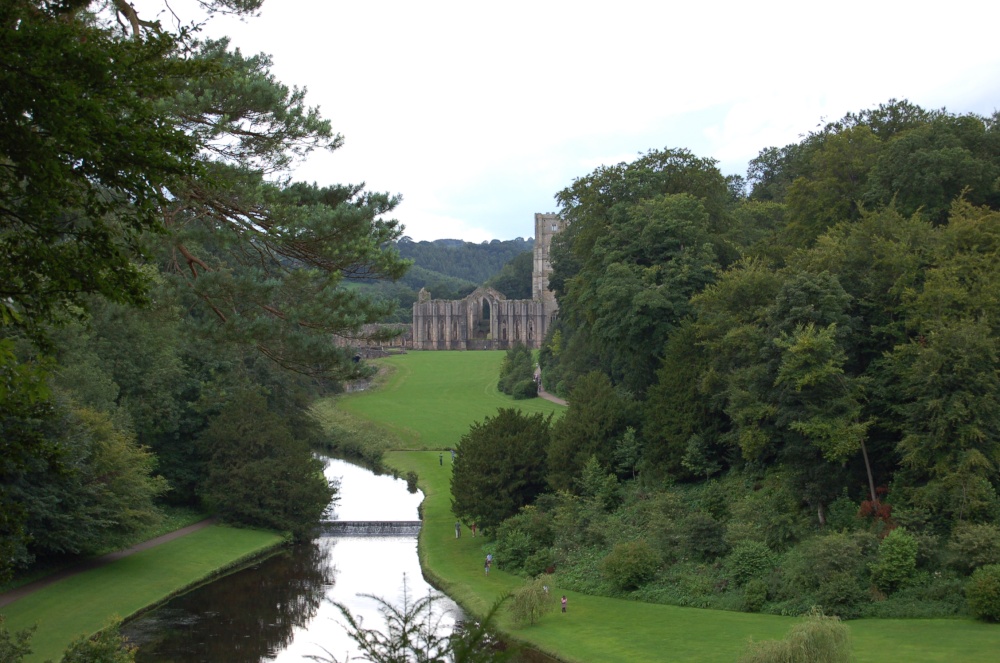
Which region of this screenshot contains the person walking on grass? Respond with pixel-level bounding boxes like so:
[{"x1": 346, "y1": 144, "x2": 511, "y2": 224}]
[
  {"x1": 561, "y1": 595, "x2": 567, "y2": 613},
  {"x1": 455, "y1": 521, "x2": 461, "y2": 538},
  {"x1": 484, "y1": 556, "x2": 490, "y2": 575}
]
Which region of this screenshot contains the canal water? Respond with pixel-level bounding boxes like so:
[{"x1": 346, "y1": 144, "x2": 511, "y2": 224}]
[{"x1": 122, "y1": 458, "x2": 463, "y2": 662}]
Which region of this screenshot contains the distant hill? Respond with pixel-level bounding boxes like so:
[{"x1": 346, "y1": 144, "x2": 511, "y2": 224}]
[
  {"x1": 395, "y1": 237, "x2": 533, "y2": 284},
  {"x1": 356, "y1": 237, "x2": 534, "y2": 323}
]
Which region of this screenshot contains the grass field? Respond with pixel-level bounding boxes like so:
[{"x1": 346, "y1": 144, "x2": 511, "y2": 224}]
[
  {"x1": 328, "y1": 350, "x2": 564, "y2": 449},
  {"x1": 1, "y1": 526, "x2": 284, "y2": 663},
  {"x1": 329, "y1": 350, "x2": 1000, "y2": 662}
]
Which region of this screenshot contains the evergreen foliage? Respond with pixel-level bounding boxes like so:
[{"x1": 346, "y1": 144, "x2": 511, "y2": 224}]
[
  {"x1": 497, "y1": 343, "x2": 537, "y2": 399},
  {"x1": 451, "y1": 409, "x2": 551, "y2": 534},
  {"x1": 199, "y1": 391, "x2": 335, "y2": 539}
]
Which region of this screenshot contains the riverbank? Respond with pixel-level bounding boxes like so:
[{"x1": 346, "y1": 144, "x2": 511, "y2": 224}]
[
  {"x1": 0, "y1": 524, "x2": 285, "y2": 662},
  {"x1": 385, "y1": 449, "x2": 1000, "y2": 663}
]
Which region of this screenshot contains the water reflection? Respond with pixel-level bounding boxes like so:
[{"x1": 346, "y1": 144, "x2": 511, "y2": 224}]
[
  {"x1": 124, "y1": 539, "x2": 335, "y2": 661},
  {"x1": 122, "y1": 459, "x2": 461, "y2": 662}
]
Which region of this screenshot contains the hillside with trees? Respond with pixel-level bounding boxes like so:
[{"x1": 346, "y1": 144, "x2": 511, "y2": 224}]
[
  {"x1": 357, "y1": 238, "x2": 535, "y2": 323},
  {"x1": 0, "y1": 0, "x2": 408, "y2": 594},
  {"x1": 455, "y1": 100, "x2": 1000, "y2": 622}
]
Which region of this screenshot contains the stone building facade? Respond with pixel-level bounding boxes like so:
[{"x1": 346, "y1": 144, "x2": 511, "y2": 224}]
[{"x1": 411, "y1": 213, "x2": 566, "y2": 350}]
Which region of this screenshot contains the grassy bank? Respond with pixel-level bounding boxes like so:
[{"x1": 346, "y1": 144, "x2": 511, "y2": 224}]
[
  {"x1": 321, "y1": 351, "x2": 564, "y2": 450},
  {"x1": 328, "y1": 351, "x2": 1000, "y2": 662},
  {"x1": 386, "y1": 450, "x2": 1000, "y2": 663},
  {"x1": 1, "y1": 525, "x2": 284, "y2": 663}
]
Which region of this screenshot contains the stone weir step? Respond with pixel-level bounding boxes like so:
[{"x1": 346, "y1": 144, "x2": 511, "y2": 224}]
[{"x1": 319, "y1": 520, "x2": 422, "y2": 536}]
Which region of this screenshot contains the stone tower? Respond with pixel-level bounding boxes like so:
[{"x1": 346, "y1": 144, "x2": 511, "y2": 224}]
[{"x1": 532, "y1": 213, "x2": 567, "y2": 311}]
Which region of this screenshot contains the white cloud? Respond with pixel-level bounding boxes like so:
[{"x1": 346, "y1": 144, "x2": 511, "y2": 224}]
[{"x1": 142, "y1": 0, "x2": 1000, "y2": 241}]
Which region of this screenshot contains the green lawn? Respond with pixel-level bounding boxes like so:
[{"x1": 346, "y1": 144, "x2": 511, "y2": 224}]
[
  {"x1": 1, "y1": 525, "x2": 283, "y2": 663},
  {"x1": 332, "y1": 351, "x2": 564, "y2": 449},
  {"x1": 328, "y1": 350, "x2": 1000, "y2": 663}
]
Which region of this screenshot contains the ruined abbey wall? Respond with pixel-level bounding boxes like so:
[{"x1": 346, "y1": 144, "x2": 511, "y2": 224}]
[{"x1": 410, "y1": 213, "x2": 565, "y2": 350}]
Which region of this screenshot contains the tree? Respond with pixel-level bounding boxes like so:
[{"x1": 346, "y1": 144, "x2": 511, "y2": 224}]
[
  {"x1": 508, "y1": 576, "x2": 554, "y2": 627},
  {"x1": 485, "y1": 250, "x2": 533, "y2": 299},
  {"x1": 547, "y1": 372, "x2": 634, "y2": 491},
  {"x1": 451, "y1": 409, "x2": 551, "y2": 534},
  {"x1": 6, "y1": 402, "x2": 167, "y2": 566},
  {"x1": 0, "y1": 1, "x2": 202, "y2": 338},
  {"x1": 497, "y1": 343, "x2": 536, "y2": 399},
  {"x1": 199, "y1": 391, "x2": 335, "y2": 539},
  {"x1": 545, "y1": 148, "x2": 730, "y2": 394}
]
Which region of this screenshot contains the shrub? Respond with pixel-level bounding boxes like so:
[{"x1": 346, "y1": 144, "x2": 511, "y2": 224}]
[
  {"x1": 967, "y1": 564, "x2": 1000, "y2": 622},
  {"x1": 0, "y1": 617, "x2": 33, "y2": 663},
  {"x1": 825, "y1": 493, "x2": 861, "y2": 532},
  {"x1": 726, "y1": 540, "x2": 776, "y2": 586},
  {"x1": 743, "y1": 578, "x2": 769, "y2": 612},
  {"x1": 61, "y1": 622, "x2": 136, "y2": 663},
  {"x1": 523, "y1": 549, "x2": 554, "y2": 577},
  {"x1": 601, "y1": 540, "x2": 661, "y2": 590},
  {"x1": 498, "y1": 343, "x2": 536, "y2": 397},
  {"x1": 948, "y1": 522, "x2": 1000, "y2": 573},
  {"x1": 494, "y1": 506, "x2": 554, "y2": 574},
  {"x1": 736, "y1": 609, "x2": 851, "y2": 663},
  {"x1": 494, "y1": 528, "x2": 534, "y2": 573},
  {"x1": 511, "y1": 379, "x2": 538, "y2": 400},
  {"x1": 814, "y1": 571, "x2": 869, "y2": 619},
  {"x1": 682, "y1": 510, "x2": 728, "y2": 560},
  {"x1": 730, "y1": 474, "x2": 809, "y2": 551},
  {"x1": 779, "y1": 532, "x2": 871, "y2": 617},
  {"x1": 870, "y1": 527, "x2": 918, "y2": 593},
  {"x1": 405, "y1": 471, "x2": 418, "y2": 494}
]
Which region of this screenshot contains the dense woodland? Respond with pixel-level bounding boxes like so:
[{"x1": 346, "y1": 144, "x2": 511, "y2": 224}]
[
  {"x1": 0, "y1": 0, "x2": 415, "y2": 596},
  {"x1": 453, "y1": 101, "x2": 1000, "y2": 621},
  {"x1": 357, "y1": 237, "x2": 534, "y2": 323}
]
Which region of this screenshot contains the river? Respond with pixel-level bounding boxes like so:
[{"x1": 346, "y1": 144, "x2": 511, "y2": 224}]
[{"x1": 122, "y1": 458, "x2": 463, "y2": 661}]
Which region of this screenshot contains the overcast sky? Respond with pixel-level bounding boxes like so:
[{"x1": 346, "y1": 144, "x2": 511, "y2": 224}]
[{"x1": 160, "y1": 0, "x2": 1000, "y2": 243}]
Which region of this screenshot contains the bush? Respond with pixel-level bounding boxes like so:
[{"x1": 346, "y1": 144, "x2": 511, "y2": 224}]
[
  {"x1": 494, "y1": 528, "x2": 534, "y2": 573},
  {"x1": 736, "y1": 610, "x2": 851, "y2": 663},
  {"x1": 870, "y1": 527, "x2": 918, "y2": 593},
  {"x1": 780, "y1": 532, "x2": 871, "y2": 617},
  {"x1": 948, "y1": 522, "x2": 1000, "y2": 573},
  {"x1": 511, "y1": 379, "x2": 538, "y2": 400},
  {"x1": 814, "y1": 571, "x2": 869, "y2": 619},
  {"x1": 967, "y1": 564, "x2": 1000, "y2": 622},
  {"x1": 601, "y1": 540, "x2": 661, "y2": 590},
  {"x1": 825, "y1": 493, "x2": 861, "y2": 532},
  {"x1": 743, "y1": 578, "x2": 769, "y2": 612},
  {"x1": 0, "y1": 617, "x2": 33, "y2": 663},
  {"x1": 682, "y1": 510, "x2": 728, "y2": 560},
  {"x1": 726, "y1": 541, "x2": 776, "y2": 586},
  {"x1": 494, "y1": 506, "x2": 554, "y2": 574},
  {"x1": 61, "y1": 622, "x2": 136, "y2": 663},
  {"x1": 498, "y1": 343, "x2": 536, "y2": 397}
]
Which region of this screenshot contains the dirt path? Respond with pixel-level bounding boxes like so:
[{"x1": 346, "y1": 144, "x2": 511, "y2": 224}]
[
  {"x1": 534, "y1": 367, "x2": 568, "y2": 406},
  {"x1": 0, "y1": 518, "x2": 217, "y2": 609}
]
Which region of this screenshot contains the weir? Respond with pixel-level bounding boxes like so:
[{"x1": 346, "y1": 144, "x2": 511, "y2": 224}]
[{"x1": 319, "y1": 520, "x2": 422, "y2": 536}]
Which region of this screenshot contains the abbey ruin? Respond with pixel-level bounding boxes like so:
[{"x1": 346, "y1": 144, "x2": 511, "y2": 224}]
[{"x1": 410, "y1": 213, "x2": 566, "y2": 350}]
